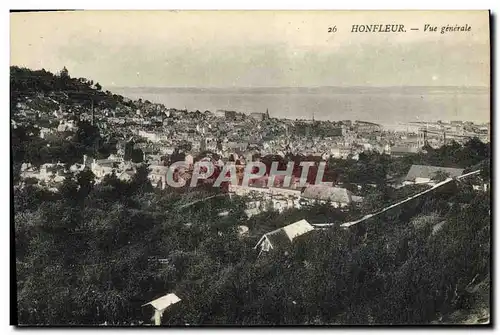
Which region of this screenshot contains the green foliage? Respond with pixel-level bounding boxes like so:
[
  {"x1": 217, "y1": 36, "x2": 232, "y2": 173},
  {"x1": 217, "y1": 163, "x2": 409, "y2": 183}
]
[
  {"x1": 11, "y1": 66, "x2": 134, "y2": 111},
  {"x1": 131, "y1": 148, "x2": 144, "y2": 163},
  {"x1": 75, "y1": 120, "x2": 101, "y2": 154},
  {"x1": 15, "y1": 174, "x2": 490, "y2": 325}
]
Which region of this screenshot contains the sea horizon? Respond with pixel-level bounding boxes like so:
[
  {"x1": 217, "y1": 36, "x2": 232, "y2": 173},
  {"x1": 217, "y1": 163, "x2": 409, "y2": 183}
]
[
  {"x1": 110, "y1": 85, "x2": 490, "y2": 126},
  {"x1": 110, "y1": 85, "x2": 489, "y2": 92}
]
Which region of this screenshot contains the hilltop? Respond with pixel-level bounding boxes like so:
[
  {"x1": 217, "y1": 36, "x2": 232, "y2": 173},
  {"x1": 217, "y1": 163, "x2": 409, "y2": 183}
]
[{"x1": 10, "y1": 66, "x2": 139, "y2": 120}]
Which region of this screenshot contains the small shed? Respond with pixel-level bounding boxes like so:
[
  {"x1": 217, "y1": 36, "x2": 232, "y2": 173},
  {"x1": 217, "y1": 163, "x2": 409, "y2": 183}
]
[
  {"x1": 142, "y1": 293, "x2": 181, "y2": 325},
  {"x1": 254, "y1": 219, "x2": 314, "y2": 256}
]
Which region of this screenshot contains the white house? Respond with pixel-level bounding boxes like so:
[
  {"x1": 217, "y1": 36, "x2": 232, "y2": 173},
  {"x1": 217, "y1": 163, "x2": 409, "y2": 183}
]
[
  {"x1": 403, "y1": 165, "x2": 464, "y2": 186},
  {"x1": 39, "y1": 127, "x2": 53, "y2": 139},
  {"x1": 142, "y1": 293, "x2": 181, "y2": 326},
  {"x1": 301, "y1": 184, "x2": 353, "y2": 208},
  {"x1": 20, "y1": 162, "x2": 66, "y2": 185},
  {"x1": 229, "y1": 184, "x2": 302, "y2": 214},
  {"x1": 148, "y1": 165, "x2": 169, "y2": 189},
  {"x1": 91, "y1": 159, "x2": 119, "y2": 179},
  {"x1": 254, "y1": 219, "x2": 314, "y2": 256},
  {"x1": 118, "y1": 170, "x2": 136, "y2": 182}
]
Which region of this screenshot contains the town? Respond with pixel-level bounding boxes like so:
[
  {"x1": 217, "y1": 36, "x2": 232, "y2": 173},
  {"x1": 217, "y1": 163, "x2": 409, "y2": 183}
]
[
  {"x1": 12, "y1": 67, "x2": 490, "y2": 216},
  {"x1": 12, "y1": 66, "x2": 491, "y2": 326}
]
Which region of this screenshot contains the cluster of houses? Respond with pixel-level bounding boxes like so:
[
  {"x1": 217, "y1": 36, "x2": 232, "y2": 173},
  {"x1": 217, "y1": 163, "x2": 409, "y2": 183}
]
[
  {"x1": 18, "y1": 143, "x2": 488, "y2": 206},
  {"x1": 14, "y1": 95, "x2": 490, "y2": 218},
  {"x1": 229, "y1": 182, "x2": 362, "y2": 217}
]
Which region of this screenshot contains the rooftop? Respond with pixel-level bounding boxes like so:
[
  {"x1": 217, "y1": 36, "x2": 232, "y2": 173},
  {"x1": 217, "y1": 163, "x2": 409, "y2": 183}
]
[
  {"x1": 405, "y1": 164, "x2": 465, "y2": 181},
  {"x1": 142, "y1": 293, "x2": 181, "y2": 312},
  {"x1": 302, "y1": 185, "x2": 352, "y2": 203},
  {"x1": 256, "y1": 219, "x2": 315, "y2": 249}
]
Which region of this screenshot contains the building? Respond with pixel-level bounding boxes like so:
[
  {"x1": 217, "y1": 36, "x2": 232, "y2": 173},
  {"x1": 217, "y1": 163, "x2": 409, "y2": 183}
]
[
  {"x1": 142, "y1": 293, "x2": 181, "y2": 326},
  {"x1": 229, "y1": 184, "x2": 303, "y2": 214},
  {"x1": 355, "y1": 121, "x2": 382, "y2": 133},
  {"x1": 39, "y1": 127, "x2": 54, "y2": 139},
  {"x1": 330, "y1": 146, "x2": 352, "y2": 159},
  {"x1": 237, "y1": 225, "x2": 250, "y2": 238},
  {"x1": 91, "y1": 161, "x2": 115, "y2": 179},
  {"x1": 137, "y1": 130, "x2": 168, "y2": 143},
  {"x1": 148, "y1": 165, "x2": 170, "y2": 189},
  {"x1": 20, "y1": 162, "x2": 66, "y2": 185},
  {"x1": 324, "y1": 127, "x2": 343, "y2": 137},
  {"x1": 91, "y1": 158, "x2": 122, "y2": 179},
  {"x1": 214, "y1": 110, "x2": 226, "y2": 118},
  {"x1": 403, "y1": 164, "x2": 465, "y2": 186},
  {"x1": 301, "y1": 184, "x2": 353, "y2": 208},
  {"x1": 389, "y1": 146, "x2": 419, "y2": 157},
  {"x1": 213, "y1": 109, "x2": 239, "y2": 119},
  {"x1": 225, "y1": 110, "x2": 237, "y2": 120},
  {"x1": 223, "y1": 141, "x2": 249, "y2": 152},
  {"x1": 56, "y1": 119, "x2": 78, "y2": 132},
  {"x1": 229, "y1": 184, "x2": 302, "y2": 199},
  {"x1": 200, "y1": 137, "x2": 218, "y2": 152},
  {"x1": 118, "y1": 170, "x2": 136, "y2": 182},
  {"x1": 254, "y1": 219, "x2": 314, "y2": 256}
]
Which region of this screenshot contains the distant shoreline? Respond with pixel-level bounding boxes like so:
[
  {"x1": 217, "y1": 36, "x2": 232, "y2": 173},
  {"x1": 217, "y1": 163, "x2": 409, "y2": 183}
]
[
  {"x1": 110, "y1": 86, "x2": 490, "y2": 94},
  {"x1": 109, "y1": 86, "x2": 490, "y2": 125}
]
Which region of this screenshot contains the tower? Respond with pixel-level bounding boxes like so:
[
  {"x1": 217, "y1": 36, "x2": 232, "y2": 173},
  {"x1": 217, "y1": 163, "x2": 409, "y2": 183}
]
[
  {"x1": 417, "y1": 128, "x2": 423, "y2": 148},
  {"x1": 418, "y1": 128, "x2": 428, "y2": 148}
]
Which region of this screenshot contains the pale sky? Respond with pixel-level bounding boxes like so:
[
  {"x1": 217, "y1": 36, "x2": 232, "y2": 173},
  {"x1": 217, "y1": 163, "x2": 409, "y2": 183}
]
[{"x1": 10, "y1": 10, "x2": 490, "y2": 88}]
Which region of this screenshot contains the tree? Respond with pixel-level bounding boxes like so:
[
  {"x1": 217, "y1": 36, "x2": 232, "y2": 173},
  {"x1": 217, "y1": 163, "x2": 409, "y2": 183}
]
[
  {"x1": 177, "y1": 141, "x2": 192, "y2": 153},
  {"x1": 479, "y1": 159, "x2": 490, "y2": 180},
  {"x1": 95, "y1": 82, "x2": 102, "y2": 91},
  {"x1": 170, "y1": 148, "x2": 186, "y2": 164},
  {"x1": 76, "y1": 168, "x2": 95, "y2": 198},
  {"x1": 75, "y1": 120, "x2": 101, "y2": 154},
  {"x1": 130, "y1": 164, "x2": 152, "y2": 194},
  {"x1": 131, "y1": 148, "x2": 144, "y2": 163}
]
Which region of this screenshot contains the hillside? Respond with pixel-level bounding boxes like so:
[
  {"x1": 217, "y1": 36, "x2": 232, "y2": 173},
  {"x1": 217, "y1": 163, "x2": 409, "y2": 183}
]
[
  {"x1": 10, "y1": 66, "x2": 146, "y2": 175},
  {"x1": 10, "y1": 66, "x2": 136, "y2": 116},
  {"x1": 14, "y1": 168, "x2": 490, "y2": 325}
]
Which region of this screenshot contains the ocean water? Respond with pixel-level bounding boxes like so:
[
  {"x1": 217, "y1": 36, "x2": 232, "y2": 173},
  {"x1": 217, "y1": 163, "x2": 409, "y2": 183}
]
[{"x1": 111, "y1": 86, "x2": 490, "y2": 126}]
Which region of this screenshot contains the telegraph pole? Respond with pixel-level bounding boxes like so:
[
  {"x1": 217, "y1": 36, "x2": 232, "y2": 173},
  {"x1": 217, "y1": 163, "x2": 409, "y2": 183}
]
[{"x1": 91, "y1": 98, "x2": 95, "y2": 126}]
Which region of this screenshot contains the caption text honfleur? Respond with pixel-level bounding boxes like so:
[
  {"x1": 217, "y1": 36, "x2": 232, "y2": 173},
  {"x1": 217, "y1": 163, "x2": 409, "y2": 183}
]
[{"x1": 349, "y1": 24, "x2": 472, "y2": 34}]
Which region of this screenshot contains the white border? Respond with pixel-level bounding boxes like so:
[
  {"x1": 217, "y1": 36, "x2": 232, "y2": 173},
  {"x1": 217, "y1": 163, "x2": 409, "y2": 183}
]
[{"x1": 2, "y1": 1, "x2": 498, "y2": 10}]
